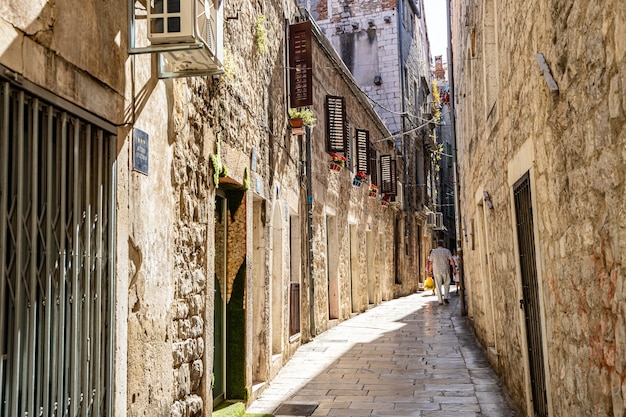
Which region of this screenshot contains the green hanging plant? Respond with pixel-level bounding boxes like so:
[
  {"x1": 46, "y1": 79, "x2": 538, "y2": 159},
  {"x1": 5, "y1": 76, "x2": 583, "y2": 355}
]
[
  {"x1": 243, "y1": 166, "x2": 250, "y2": 191},
  {"x1": 210, "y1": 135, "x2": 229, "y2": 188},
  {"x1": 288, "y1": 108, "x2": 316, "y2": 126}
]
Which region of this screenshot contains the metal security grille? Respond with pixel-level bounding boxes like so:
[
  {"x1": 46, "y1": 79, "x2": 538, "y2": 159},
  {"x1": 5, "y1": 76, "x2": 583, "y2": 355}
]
[
  {"x1": 514, "y1": 173, "x2": 548, "y2": 417},
  {"x1": 0, "y1": 81, "x2": 116, "y2": 417}
]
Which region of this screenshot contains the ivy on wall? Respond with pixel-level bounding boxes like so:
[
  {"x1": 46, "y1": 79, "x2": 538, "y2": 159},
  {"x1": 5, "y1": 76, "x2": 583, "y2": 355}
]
[{"x1": 210, "y1": 134, "x2": 229, "y2": 188}]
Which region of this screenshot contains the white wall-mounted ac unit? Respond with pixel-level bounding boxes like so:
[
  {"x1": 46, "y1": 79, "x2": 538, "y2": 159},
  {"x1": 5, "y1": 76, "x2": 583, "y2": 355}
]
[
  {"x1": 425, "y1": 211, "x2": 436, "y2": 226},
  {"x1": 434, "y1": 212, "x2": 444, "y2": 230},
  {"x1": 147, "y1": 0, "x2": 224, "y2": 76}
]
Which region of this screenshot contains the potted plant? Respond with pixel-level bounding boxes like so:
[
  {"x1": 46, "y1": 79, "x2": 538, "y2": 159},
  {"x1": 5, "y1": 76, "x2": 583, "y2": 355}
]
[
  {"x1": 329, "y1": 153, "x2": 346, "y2": 172},
  {"x1": 368, "y1": 184, "x2": 378, "y2": 198},
  {"x1": 353, "y1": 171, "x2": 367, "y2": 187},
  {"x1": 288, "y1": 108, "x2": 316, "y2": 135},
  {"x1": 381, "y1": 194, "x2": 392, "y2": 207}
]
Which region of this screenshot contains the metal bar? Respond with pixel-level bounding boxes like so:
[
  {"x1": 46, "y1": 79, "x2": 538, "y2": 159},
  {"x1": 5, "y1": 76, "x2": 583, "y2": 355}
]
[
  {"x1": 26, "y1": 98, "x2": 40, "y2": 417},
  {"x1": 0, "y1": 82, "x2": 9, "y2": 417},
  {"x1": 93, "y1": 130, "x2": 104, "y2": 417},
  {"x1": 42, "y1": 105, "x2": 54, "y2": 417},
  {"x1": 81, "y1": 125, "x2": 92, "y2": 417},
  {"x1": 10, "y1": 90, "x2": 25, "y2": 417},
  {"x1": 131, "y1": 42, "x2": 204, "y2": 55},
  {"x1": 106, "y1": 134, "x2": 116, "y2": 417},
  {"x1": 54, "y1": 113, "x2": 69, "y2": 417},
  {"x1": 71, "y1": 118, "x2": 81, "y2": 417}
]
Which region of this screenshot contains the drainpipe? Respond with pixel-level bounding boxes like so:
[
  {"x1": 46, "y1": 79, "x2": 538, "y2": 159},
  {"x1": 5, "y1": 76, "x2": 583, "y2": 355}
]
[
  {"x1": 397, "y1": 0, "x2": 408, "y2": 285},
  {"x1": 446, "y1": 0, "x2": 466, "y2": 316},
  {"x1": 305, "y1": 124, "x2": 316, "y2": 336}
]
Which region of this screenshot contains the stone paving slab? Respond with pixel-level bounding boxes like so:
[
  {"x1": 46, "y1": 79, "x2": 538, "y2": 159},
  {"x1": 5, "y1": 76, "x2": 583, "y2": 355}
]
[{"x1": 246, "y1": 292, "x2": 520, "y2": 417}]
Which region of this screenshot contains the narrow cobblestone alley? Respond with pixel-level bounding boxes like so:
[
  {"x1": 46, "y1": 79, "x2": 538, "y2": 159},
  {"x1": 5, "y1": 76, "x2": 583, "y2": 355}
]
[{"x1": 246, "y1": 291, "x2": 520, "y2": 417}]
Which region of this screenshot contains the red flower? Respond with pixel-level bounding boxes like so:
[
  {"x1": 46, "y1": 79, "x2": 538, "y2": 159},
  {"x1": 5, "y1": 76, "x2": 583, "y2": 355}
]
[{"x1": 331, "y1": 153, "x2": 347, "y2": 166}]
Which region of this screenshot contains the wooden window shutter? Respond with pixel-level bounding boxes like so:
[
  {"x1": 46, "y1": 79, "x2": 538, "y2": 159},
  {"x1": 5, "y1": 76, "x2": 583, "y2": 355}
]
[
  {"x1": 369, "y1": 144, "x2": 378, "y2": 186},
  {"x1": 326, "y1": 96, "x2": 346, "y2": 153},
  {"x1": 345, "y1": 120, "x2": 352, "y2": 169},
  {"x1": 355, "y1": 129, "x2": 370, "y2": 174},
  {"x1": 289, "y1": 21, "x2": 313, "y2": 108},
  {"x1": 380, "y1": 155, "x2": 397, "y2": 195}
]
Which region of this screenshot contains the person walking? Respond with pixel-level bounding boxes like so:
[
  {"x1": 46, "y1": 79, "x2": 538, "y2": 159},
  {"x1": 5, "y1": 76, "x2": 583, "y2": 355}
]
[{"x1": 427, "y1": 240, "x2": 456, "y2": 305}]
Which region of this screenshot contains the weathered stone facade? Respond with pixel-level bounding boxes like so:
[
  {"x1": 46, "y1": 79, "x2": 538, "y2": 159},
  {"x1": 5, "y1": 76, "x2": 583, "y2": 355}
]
[
  {"x1": 0, "y1": 1, "x2": 421, "y2": 416},
  {"x1": 303, "y1": 0, "x2": 438, "y2": 294},
  {"x1": 452, "y1": 0, "x2": 626, "y2": 415}
]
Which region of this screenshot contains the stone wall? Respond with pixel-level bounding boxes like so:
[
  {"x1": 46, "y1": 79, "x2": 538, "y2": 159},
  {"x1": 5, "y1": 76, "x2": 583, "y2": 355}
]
[
  {"x1": 1, "y1": 0, "x2": 423, "y2": 416},
  {"x1": 308, "y1": 24, "x2": 398, "y2": 333},
  {"x1": 453, "y1": 0, "x2": 626, "y2": 415}
]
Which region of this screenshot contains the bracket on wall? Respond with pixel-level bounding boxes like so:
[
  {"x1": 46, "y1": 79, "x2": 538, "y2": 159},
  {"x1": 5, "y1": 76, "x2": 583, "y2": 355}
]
[{"x1": 535, "y1": 54, "x2": 559, "y2": 93}]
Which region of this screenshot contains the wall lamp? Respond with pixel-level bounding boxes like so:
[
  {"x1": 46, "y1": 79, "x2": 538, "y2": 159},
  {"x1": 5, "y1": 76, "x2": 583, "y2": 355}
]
[{"x1": 483, "y1": 191, "x2": 494, "y2": 209}]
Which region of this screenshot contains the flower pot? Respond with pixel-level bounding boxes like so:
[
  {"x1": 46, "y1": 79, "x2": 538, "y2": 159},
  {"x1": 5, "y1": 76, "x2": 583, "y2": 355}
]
[
  {"x1": 381, "y1": 200, "x2": 389, "y2": 207},
  {"x1": 289, "y1": 118, "x2": 304, "y2": 135},
  {"x1": 352, "y1": 177, "x2": 363, "y2": 187},
  {"x1": 369, "y1": 191, "x2": 378, "y2": 198},
  {"x1": 329, "y1": 162, "x2": 343, "y2": 172}
]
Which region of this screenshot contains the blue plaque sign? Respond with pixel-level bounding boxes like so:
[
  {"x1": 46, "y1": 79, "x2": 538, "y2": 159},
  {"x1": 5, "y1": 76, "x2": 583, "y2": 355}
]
[{"x1": 133, "y1": 128, "x2": 149, "y2": 175}]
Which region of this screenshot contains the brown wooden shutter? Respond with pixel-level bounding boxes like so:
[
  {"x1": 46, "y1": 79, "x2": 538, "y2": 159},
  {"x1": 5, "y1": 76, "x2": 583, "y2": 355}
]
[
  {"x1": 356, "y1": 129, "x2": 370, "y2": 174},
  {"x1": 326, "y1": 96, "x2": 346, "y2": 153},
  {"x1": 345, "y1": 120, "x2": 352, "y2": 169},
  {"x1": 369, "y1": 143, "x2": 378, "y2": 186},
  {"x1": 289, "y1": 21, "x2": 313, "y2": 108},
  {"x1": 380, "y1": 155, "x2": 397, "y2": 195}
]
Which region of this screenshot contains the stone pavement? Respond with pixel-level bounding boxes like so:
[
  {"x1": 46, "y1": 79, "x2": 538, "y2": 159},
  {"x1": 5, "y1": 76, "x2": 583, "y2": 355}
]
[{"x1": 246, "y1": 289, "x2": 520, "y2": 417}]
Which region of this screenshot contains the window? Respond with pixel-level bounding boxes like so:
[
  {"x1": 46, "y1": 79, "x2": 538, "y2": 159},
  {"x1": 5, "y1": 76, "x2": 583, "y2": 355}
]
[
  {"x1": 355, "y1": 129, "x2": 370, "y2": 174},
  {"x1": 369, "y1": 143, "x2": 378, "y2": 186},
  {"x1": 325, "y1": 95, "x2": 347, "y2": 153},
  {"x1": 289, "y1": 21, "x2": 313, "y2": 108},
  {"x1": 380, "y1": 155, "x2": 397, "y2": 196},
  {"x1": 345, "y1": 120, "x2": 353, "y2": 170}
]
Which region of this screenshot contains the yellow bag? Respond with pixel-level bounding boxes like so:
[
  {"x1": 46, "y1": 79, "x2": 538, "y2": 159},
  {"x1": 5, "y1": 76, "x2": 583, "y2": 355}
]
[{"x1": 424, "y1": 276, "x2": 435, "y2": 291}]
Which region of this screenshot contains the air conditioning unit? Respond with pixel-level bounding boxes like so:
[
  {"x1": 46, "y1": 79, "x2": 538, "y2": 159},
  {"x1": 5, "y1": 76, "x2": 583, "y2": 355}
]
[
  {"x1": 149, "y1": 0, "x2": 216, "y2": 47},
  {"x1": 147, "y1": 0, "x2": 224, "y2": 76},
  {"x1": 425, "y1": 212, "x2": 436, "y2": 226},
  {"x1": 434, "y1": 212, "x2": 444, "y2": 230}
]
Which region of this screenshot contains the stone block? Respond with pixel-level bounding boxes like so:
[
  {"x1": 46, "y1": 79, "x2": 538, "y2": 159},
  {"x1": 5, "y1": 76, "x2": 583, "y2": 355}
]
[
  {"x1": 177, "y1": 363, "x2": 191, "y2": 398},
  {"x1": 170, "y1": 400, "x2": 185, "y2": 417},
  {"x1": 191, "y1": 360, "x2": 204, "y2": 391},
  {"x1": 190, "y1": 315, "x2": 204, "y2": 338},
  {"x1": 185, "y1": 395, "x2": 203, "y2": 417},
  {"x1": 189, "y1": 294, "x2": 204, "y2": 316}
]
